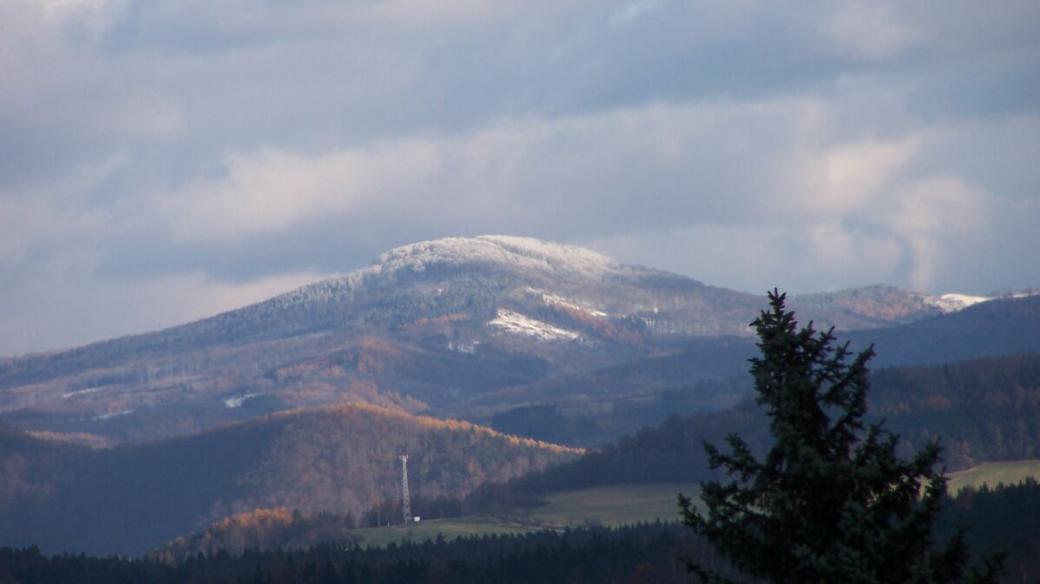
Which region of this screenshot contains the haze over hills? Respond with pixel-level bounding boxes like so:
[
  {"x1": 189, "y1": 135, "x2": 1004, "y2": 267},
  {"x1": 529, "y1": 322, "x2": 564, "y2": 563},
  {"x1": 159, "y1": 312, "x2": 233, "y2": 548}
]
[{"x1": 0, "y1": 235, "x2": 994, "y2": 446}]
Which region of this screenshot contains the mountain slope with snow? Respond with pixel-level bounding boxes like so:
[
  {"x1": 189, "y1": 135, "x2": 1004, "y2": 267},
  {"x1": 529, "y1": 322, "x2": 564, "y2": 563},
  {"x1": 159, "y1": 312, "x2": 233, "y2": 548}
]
[{"x1": 0, "y1": 235, "x2": 1010, "y2": 445}]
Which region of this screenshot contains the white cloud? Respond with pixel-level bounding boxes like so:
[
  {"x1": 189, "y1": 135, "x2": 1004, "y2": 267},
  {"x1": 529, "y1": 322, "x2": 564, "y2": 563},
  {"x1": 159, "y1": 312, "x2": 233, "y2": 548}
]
[
  {"x1": 150, "y1": 97, "x2": 834, "y2": 243},
  {"x1": 93, "y1": 98, "x2": 187, "y2": 139},
  {"x1": 0, "y1": 0, "x2": 1037, "y2": 353},
  {"x1": 0, "y1": 268, "x2": 330, "y2": 356},
  {"x1": 356, "y1": 0, "x2": 527, "y2": 28},
  {"x1": 820, "y1": 2, "x2": 921, "y2": 59},
  {"x1": 157, "y1": 142, "x2": 442, "y2": 241},
  {"x1": 818, "y1": 137, "x2": 921, "y2": 213},
  {"x1": 590, "y1": 220, "x2": 907, "y2": 296},
  {"x1": 610, "y1": 0, "x2": 661, "y2": 26},
  {"x1": 137, "y1": 92, "x2": 1017, "y2": 298},
  {"x1": 882, "y1": 176, "x2": 991, "y2": 290},
  {"x1": 0, "y1": 155, "x2": 126, "y2": 264}
]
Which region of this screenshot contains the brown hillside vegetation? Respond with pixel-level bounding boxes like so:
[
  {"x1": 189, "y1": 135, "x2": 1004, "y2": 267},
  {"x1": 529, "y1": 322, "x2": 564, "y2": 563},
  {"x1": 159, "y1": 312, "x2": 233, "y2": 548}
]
[
  {"x1": 0, "y1": 404, "x2": 579, "y2": 556},
  {"x1": 240, "y1": 403, "x2": 581, "y2": 516},
  {"x1": 156, "y1": 507, "x2": 361, "y2": 560}
]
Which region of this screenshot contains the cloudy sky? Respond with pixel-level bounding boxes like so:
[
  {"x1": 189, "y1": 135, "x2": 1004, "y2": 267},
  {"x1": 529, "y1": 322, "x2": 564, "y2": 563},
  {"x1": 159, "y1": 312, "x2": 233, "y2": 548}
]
[{"x1": 1, "y1": 0, "x2": 1038, "y2": 355}]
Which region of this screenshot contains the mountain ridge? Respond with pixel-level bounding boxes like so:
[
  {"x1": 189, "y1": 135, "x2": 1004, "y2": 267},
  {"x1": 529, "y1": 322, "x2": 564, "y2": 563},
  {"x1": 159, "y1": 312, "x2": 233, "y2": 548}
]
[
  {"x1": 0, "y1": 235, "x2": 1021, "y2": 445},
  {"x1": 4, "y1": 236, "x2": 996, "y2": 361}
]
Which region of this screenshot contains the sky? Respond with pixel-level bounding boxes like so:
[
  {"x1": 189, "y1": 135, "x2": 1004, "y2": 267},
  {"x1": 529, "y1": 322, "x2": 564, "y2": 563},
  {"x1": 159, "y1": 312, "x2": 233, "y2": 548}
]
[{"x1": 1, "y1": 0, "x2": 1039, "y2": 355}]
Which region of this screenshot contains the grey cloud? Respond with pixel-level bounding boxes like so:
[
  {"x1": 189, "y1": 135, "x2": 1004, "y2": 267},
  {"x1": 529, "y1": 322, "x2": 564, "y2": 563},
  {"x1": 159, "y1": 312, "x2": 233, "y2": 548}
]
[{"x1": 1, "y1": 0, "x2": 1039, "y2": 354}]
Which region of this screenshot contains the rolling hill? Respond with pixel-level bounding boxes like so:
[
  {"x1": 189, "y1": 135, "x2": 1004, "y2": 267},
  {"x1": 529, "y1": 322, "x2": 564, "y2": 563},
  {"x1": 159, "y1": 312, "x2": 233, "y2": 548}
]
[{"x1": 0, "y1": 403, "x2": 579, "y2": 555}]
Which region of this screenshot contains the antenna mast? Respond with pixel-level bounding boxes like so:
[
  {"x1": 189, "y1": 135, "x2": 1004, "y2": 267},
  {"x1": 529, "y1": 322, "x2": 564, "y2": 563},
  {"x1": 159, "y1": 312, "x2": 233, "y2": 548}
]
[{"x1": 400, "y1": 454, "x2": 411, "y2": 523}]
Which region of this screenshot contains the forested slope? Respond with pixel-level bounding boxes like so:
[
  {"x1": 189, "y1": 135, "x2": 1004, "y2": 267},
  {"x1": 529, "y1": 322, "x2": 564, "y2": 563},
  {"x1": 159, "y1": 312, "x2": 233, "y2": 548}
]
[
  {"x1": 473, "y1": 352, "x2": 1040, "y2": 501},
  {"x1": 0, "y1": 404, "x2": 579, "y2": 555},
  {"x1": 5, "y1": 481, "x2": 1040, "y2": 584}
]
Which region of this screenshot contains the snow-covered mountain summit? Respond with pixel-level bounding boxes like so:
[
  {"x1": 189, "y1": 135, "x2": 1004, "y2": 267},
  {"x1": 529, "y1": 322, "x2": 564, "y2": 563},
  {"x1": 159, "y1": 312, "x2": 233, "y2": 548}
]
[
  {"x1": 374, "y1": 236, "x2": 624, "y2": 280},
  {"x1": 267, "y1": 235, "x2": 632, "y2": 310}
]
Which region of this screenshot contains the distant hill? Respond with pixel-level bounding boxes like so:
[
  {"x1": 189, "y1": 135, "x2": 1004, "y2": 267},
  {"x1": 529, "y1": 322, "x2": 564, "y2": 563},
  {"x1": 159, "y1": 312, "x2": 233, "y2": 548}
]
[
  {"x1": 0, "y1": 236, "x2": 968, "y2": 445},
  {"x1": 0, "y1": 403, "x2": 579, "y2": 556},
  {"x1": 846, "y1": 294, "x2": 1040, "y2": 367},
  {"x1": 791, "y1": 284, "x2": 991, "y2": 324},
  {"x1": 470, "y1": 351, "x2": 1040, "y2": 502},
  {"x1": 468, "y1": 294, "x2": 1040, "y2": 446},
  {"x1": 473, "y1": 339, "x2": 755, "y2": 446}
]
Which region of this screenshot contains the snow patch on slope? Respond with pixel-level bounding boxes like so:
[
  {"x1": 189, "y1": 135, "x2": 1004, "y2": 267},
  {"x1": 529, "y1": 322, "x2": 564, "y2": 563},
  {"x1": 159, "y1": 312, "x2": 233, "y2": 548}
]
[
  {"x1": 63, "y1": 387, "x2": 105, "y2": 399},
  {"x1": 92, "y1": 409, "x2": 133, "y2": 421},
  {"x1": 488, "y1": 309, "x2": 581, "y2": 342},
  {"x1": 524, "y1": 287, "x2": 608, "y2": 318},
  {"x1": 447, "y1": 340, "x2": 480, "y2": 353},
  {"x1": 925, "y1": 293, "x2": 992, "y2": 313},
  {"x1": 224, "y1": 393, "x2": 261, "y2": 408}
]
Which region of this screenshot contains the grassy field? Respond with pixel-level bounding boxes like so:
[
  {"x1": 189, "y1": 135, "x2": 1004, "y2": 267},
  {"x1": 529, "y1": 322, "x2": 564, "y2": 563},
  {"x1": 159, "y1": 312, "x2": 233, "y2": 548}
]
[
  {"x1": 350, "y1": 483, "x2": 699, "y2": 547},
  {"x1": 948, "y1": 460, "x2": 1040, "y2": 493},
  {"x1": 351, "y1": 461, "x2": 1040, "y2": 548},
  {"x1": 522, "y1": 483, "x2": 699, "y2": 528},
  {"x1": 348, "y1": 515, "x2": 540, "y2": 548}
]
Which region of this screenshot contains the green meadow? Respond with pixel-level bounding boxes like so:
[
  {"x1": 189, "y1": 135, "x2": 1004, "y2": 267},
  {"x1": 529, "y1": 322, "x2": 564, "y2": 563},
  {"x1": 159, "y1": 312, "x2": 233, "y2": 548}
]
[
  {"x1": 948, "y1": 460, "x2": 1040, "y2": 493},
  {"x1": 352, "y1": 461, "x2": 1040, "y2": 549},
  {"x1": 352, "y1": 483, "x2": 699, "y2": 547}
]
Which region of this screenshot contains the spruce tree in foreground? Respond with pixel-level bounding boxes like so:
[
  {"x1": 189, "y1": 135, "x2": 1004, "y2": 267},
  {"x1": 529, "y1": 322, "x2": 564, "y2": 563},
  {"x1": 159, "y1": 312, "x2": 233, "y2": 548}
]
[{"x1": 679, "y1": 290, "x2": 1003, "y2": 584}]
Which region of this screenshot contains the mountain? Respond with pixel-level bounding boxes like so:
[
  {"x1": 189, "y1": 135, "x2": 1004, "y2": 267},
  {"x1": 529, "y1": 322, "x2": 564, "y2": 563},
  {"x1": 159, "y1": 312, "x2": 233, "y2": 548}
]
[
  {"x1": 0, "y1": 235, "x2": 965, "y2": 446},
  {"x1": 792, "y1": 284, "x2": 966, "y2": 324},
  {"x1": 0, "y1": 402, "x2": 579, "y2": 555}
]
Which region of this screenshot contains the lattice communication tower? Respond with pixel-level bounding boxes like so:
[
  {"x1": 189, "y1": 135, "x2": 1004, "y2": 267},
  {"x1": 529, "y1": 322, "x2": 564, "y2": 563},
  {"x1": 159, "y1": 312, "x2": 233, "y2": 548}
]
[{"x1": 400, "y1": 454, "x2": 411, "y2": 523}]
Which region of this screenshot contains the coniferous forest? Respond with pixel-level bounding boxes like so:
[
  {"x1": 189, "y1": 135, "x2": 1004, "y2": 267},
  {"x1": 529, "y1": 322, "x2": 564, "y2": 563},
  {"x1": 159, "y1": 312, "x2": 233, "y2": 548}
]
[{"x1": 4, "y1": 481, "x2": 1040, "y2": 584}]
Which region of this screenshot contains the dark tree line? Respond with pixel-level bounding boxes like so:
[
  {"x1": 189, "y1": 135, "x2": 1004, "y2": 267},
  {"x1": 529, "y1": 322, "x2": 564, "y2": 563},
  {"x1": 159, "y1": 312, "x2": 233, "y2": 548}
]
[
  {"x1": 937, "y1": 479, "x2": 1040, "y2": 583},
  {"x1": 4, "y1": 483, "x2": 1040, "y2": 584},
  {"x1": 1, "y1": 523, "x2": 716, "y2": 584}
]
